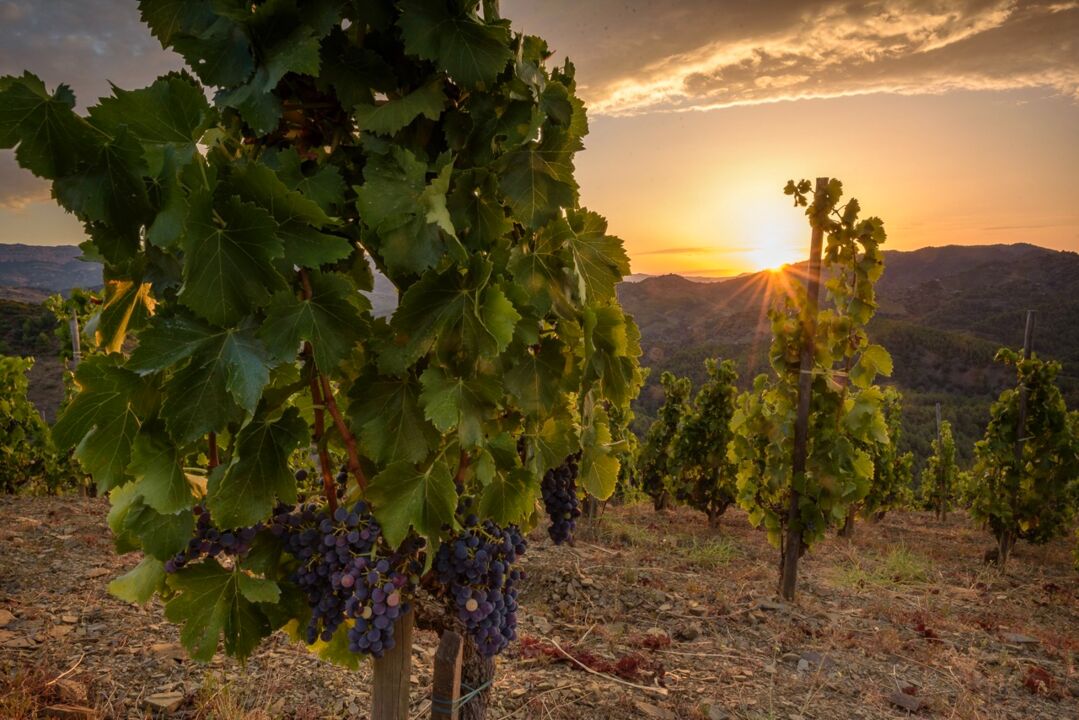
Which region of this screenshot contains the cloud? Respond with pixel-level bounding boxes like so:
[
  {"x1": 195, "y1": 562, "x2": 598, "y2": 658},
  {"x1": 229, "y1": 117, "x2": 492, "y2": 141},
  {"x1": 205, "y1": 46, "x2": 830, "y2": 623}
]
[
  {"x1": 560, "y1": 1, "x2": 1079, "y2": 115},
  {"x1": 0, "y1": 155, "x2": 51, "y2": 210},
  {"x1": 635, "y1": 246, "x2": 714, "y2": 255},
  {"x1": 0, "y1": 0, "x2": 182, "y2": 109}
]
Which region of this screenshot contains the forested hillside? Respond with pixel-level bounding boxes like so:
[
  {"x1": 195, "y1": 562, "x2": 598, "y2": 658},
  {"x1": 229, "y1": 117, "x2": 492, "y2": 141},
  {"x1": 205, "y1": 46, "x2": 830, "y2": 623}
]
[{"x1": 618, "y1": 243, "x2": 1079, "y2": 469}]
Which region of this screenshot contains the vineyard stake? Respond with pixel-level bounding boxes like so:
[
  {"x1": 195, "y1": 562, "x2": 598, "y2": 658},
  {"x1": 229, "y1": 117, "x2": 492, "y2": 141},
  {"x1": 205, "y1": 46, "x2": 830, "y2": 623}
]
[
  {"x1": 780, "y1": 176, "x2": 828, "y2": 601},
  {"x1": 69, "y1": 314, "x2": 81, "y2": 370},
  {"x1": 431, "y1": 630, "x2": 465, "y2": 719},
  {"x1": 371, "y1": 611, "x2": 415, "y2": 720},
  {"x1": 935, "y1": 402, "x2": 943, "y2": 520}
]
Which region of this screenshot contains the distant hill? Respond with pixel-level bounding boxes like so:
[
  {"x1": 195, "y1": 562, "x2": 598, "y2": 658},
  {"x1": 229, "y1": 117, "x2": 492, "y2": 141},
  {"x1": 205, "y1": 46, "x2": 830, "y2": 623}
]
[
  {"x1": 0, "y1": 244, "x2": 103, "y2": 294},
  {"x1": 618, "y1": 243, "x2": 1079, "y2": 469}
]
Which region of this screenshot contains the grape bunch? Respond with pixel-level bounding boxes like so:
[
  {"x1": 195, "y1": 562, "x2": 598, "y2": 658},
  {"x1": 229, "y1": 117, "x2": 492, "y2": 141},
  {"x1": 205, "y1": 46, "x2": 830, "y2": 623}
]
[
  {"x1": 541, "y1": 453, "x2": 582, "y2": 545},
  {"x1": 271, "y1": 500, "x2": 421, "y2": 657},
  {"x1": 433, "y1": 515, "x2": 526, "y2": 656},
  {"x1": 164, "y1": 505, "x2": 259, "y2": 573}
]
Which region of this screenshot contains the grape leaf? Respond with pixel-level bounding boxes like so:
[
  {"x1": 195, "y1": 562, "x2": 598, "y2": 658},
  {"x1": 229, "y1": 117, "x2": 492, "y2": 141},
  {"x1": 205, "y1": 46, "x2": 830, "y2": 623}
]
[
  {"x1": 109, "y1": 556, "x2": 166, "y2": 605},
  {"x1": 479, "y1": 468, "x2": 536, "y2": 524},
  {"x1": 127, "y1": 432, "x2": 193, "y2": 514},
  {"x1": 53, "y1": 357, "x2": 153, "y2": 491},
  {"x1": 567, "y1": 210, "x2": 630, "y2": 303},
  {"x1": 367, "y1": 460, "x2": 457, "y2": 549},
  {"x1": 207, "y1": 407, "x2": 309, "y2": 527},
  {"x1": 124, "y1": 501, "x2": 195, "y2": 560},
  {"x1": 164, "y1": 560, "x2": 278, "y2": 661},
  {"x1": 0, "y1": 72, "x2": 99, "y2": 178},
  {"x1": 179, "y1": 194, "x2": 286, "y2": 326},
  {"x1": 260, "y1": 271, "x2": 369, "y2": 372},
  {"x1": 419, "y1": 366, "x2": 501, "y2": 448},
  {"x1": 349, "y1": 374, "x2": 438, "y2": 465},
  {"x1": 397, "y1": 0, "x2": 512, "y2": 87},
  {"x1": 354, "y1": 78, "x2": 445, "y2": 135}
]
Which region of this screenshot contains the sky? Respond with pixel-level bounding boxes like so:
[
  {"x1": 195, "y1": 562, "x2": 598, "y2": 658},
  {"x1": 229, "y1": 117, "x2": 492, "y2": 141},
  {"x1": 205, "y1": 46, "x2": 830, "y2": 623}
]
[{"x1": 1, "y1": 0, "x2": 1077, "y2": 276}]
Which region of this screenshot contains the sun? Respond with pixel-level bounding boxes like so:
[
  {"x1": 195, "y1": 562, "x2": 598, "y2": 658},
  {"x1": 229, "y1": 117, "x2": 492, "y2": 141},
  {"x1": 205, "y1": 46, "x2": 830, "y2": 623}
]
[
  {"x1": 732, "y1": 190, "x2": 808, "y2": 273},
  {"x1": 746, "y1": 219, "x2": 804, "y2": 272}
]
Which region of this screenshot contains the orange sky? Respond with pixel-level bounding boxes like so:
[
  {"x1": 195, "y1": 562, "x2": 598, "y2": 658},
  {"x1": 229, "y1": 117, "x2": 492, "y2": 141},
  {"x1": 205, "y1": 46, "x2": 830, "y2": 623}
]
[{"x1": 1, "y1": 0, "x2": 1077, "y2": 276}]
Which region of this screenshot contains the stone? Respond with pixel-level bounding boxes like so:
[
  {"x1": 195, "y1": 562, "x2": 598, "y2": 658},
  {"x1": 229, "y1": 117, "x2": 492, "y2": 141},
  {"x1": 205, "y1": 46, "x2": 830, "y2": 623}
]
[
  {"x1": 887, "y1": 690, "x2": 924, "y2": 712},
  {"x1": 1003, "y1": 633, "x2": 1038, "y2": 644},
  {"x1": 142, "y1": 691, "x2": 185, "y2": 714},
  {"x1": 42, "y1": 705, "x2": 97, "y2": 719},
  {"x1": 702, "y1": 702, "x2": 730, "y2": 720},
  {"x1": 758, "y1": 600, "x2": 788, "y2": 612},
  {"x1": 0, "y1": 608, "x2": 15, "y2": 626},
  {"x1": 61, "y1": 614, "x2": 78, "y2": 624},
  {"x1": 531, "y1": 615, "x2": 552, "y2": 634},
  {"x1": 86, "y1": 568, "x2": 110, "y2": 579},
  {"x1": 633, "y1": 700, "x2": 676, "y2": 720},
  {"x1": 48, "y1": 625, "x2": 74, "y2": 638},
  {"x1": 151, "y1": 642, "x2": 187, "y2": 662},
  {"x1": 55, "y1": 679, "x2": 88, "y2": 704},
  {"x1": 645, "y1": 627, "x2": 670, "y2": 643},
  {"x1": 674, "y1": 622, "x2": 702, "y2": 642}
]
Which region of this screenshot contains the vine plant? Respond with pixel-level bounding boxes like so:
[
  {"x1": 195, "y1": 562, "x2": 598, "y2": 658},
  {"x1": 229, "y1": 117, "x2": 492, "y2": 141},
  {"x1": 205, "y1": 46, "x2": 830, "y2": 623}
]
[
  {"x1": 638, "y1": 371, "x2": 691, "y2": 511},
  {"x1": 1, "y1": 0, "x2": 640, "y2": 714},
  {"x1": 921, "y1": 419, "x2": 957, "y2": 520},
  {"x1": 728, "y1": 178, "x2": 892, "y2": 599},
  {"x1": 859, "y1": 387, "x2": 914, "y2": 522},
  {"x1": 669, "y1": 358, "x2": 740, "y2": 527},
  {"x1": 968, "y1": 350, "x2": 1077, "y2": 565}
]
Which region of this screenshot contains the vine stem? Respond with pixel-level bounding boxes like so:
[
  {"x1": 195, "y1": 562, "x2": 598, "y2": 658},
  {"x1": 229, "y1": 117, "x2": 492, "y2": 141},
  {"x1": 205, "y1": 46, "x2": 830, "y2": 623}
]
[
  {"x1": 320, "y1": 373, "x2": 367, "y2": 492},
  {"x1": 298, "y1": 267, "x2": 367, "y2": 494},
  {"x1": 207, "y1": 432, "x2": 219, "y2": 469},
  {"x1": 308, "y1": 361, "x2": 338, "y2": 515}
]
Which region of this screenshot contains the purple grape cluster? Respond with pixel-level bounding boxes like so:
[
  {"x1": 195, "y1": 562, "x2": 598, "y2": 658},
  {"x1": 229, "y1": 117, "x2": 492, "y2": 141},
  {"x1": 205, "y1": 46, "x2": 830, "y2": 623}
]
[
  {"x1": 541, "y1": 454, "x2": 582, "y2": 545},
  {"x1": 164, "y1": 506, "x2": 258, "y2": 573},
  {"x1": 271, "y1": 501, "x2": 421, "y2": 657},
  {"x1": 433, "y1": 515, "x2": 526, "y2": 656}
]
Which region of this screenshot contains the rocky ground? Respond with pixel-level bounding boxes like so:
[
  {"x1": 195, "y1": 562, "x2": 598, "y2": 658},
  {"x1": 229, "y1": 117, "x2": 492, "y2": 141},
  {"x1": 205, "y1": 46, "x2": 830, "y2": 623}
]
[{"x1": 1, "y1": 495, "x2": 1076, "y2": 719}]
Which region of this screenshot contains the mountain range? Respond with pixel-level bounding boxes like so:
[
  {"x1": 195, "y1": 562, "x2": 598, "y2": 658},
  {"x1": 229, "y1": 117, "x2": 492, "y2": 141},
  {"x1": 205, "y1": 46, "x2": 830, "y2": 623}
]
[
  {"x1": 2, "y1": 241, "x2": 1076, "y2": 468},
  {"x1": 617, "y1": 243, "x2": 1079, "y2": 468}
]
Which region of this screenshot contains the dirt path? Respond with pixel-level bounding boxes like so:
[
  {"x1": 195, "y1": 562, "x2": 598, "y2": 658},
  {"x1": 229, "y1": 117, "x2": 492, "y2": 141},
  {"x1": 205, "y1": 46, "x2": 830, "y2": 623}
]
[{"x1": 1, "y1": 496, "x2": 1076, "y2": 719}]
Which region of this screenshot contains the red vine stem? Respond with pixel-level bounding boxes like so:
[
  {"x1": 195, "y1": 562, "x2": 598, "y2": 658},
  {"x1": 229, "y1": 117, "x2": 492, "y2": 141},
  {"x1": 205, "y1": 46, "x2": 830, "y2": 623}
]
[
  {"x1": 320, "y1": 374, "x2": 367, "y2": 492},
  {"x1": 297, "y1": 268, "x2": 366, "y2": 494},
  {"x1": 453, "y1": 451, "x2": 470, "y2": 491},
  {"x1": 207, "y1": 432, "x2": 219, "y2": 469},
  {"x1": 308, "y1": 358, "x2": 338, "y2": 514}
]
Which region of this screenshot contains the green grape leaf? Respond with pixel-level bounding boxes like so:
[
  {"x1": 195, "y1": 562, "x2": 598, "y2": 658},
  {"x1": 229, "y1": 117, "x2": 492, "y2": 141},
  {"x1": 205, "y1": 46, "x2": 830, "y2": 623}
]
[
  {"x1": 850, "y1": 343, "x2": 893, "y2": 388},
  {"x1": 507, "y1": 218, "x2": 571, "y2": 315},
  {"x1": 367, "y1": 460, "x2": 457, "y2": 549},
  {"x1": 498, "y1": 147, "x2": 576, "y2": 229},
  {"x1": 88, "y1": 73, "x2": 215, "y2": 170},
  {"x1": 354, "y1": 78, "x2": 445, "y2": 135},
  {"x1": 109, "y1": 557, "x2": 166, "y2": 605},
  {"x1": 419, "y1": 366, "x2": 501, "y2": 448},
  {"x1": 207, "y1": 407, "x2": 309, "y2": 527},
  {"x1": 580, "y1": 407, "x2": 619, "y2": 500},
  {"x1": 125, "y1": 501, "x2": 195, "y2": 560},
  {"x1": 0, "y1": 72, "x2": 99, "y2": 178},
  {"x1": 448, "y1": 169, "x2": 511, "y2": 251},
  {"x1": 504, "y1": 338, "x2": 567, "y2": 416},
  {"x1": 397, "y1": 0, "x2": 512, "y2": 87},
  {"x1": 567, "y1": 210, "x2": 630, "y2": 302},
  {"x1": 260, "y1": 271, "x2": 369, "y2": 372},
  {"x1": 349, "y1": 374, "x2": 438, "y2": 465},
  {"x1": 53, "y1": 357, "x2": 152, "y2": 492},
  {"x1": 96, "y1": 279, "x2": 156, "y2": 353},
  {"x1": 479, "y1": 468, "x2": 537, "y2": 524},
  {"x1": 179, "y1": 194, "x2": 286, "y2": 326},
  {"x1": 127, "y1": 432, "x2": 193, "y2": 515},
  {"x1": 164, "y1": 560, "x2": 278, "y2": 662}
]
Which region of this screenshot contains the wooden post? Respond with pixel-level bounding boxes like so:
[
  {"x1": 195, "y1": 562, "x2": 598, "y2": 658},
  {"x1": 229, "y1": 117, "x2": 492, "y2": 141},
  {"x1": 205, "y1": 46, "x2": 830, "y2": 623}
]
[
  {"x1": 779, "y1": 176, "x2": 827, "y2": 602},
  {"x1": 431, "y1": 631, "x2": 465, "y2": 720},
  {"x1": 371, "y1": 610, "x2": 414, "y2": 720},
  {"x1": 69, "y1": 314, "x2": 81, "y2": 369},
  {"x1": 934, "y1": 403, "x2": 943, "y2": 520}
]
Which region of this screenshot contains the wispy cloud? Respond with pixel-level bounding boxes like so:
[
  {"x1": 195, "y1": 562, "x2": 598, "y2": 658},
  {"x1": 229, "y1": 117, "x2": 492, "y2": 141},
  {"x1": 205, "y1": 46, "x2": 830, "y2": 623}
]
[
  {"x1": 636, "y1": 246, "x2": 713, "y2": 255},
  {"x1": 580, "y1": 1, "x2": 1079, "y2": 115},
  {"x1": 0, "y1": 156, "x2": 51, "y2": 210}
]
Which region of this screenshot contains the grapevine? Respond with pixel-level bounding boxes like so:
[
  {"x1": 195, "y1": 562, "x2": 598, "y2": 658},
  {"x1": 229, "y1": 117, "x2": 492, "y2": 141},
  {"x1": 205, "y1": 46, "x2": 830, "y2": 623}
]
[
  {"x1": 968, "y1": 350, "x2": 1078, "y2": 564},
  {"x1": 728, "y1": 178, "x2": 892, "y2": 599},
  {"x1": 639, "y1": 372, "x2": 692, "y2": 511},
  {"x1": 859, "y1": 387, "x2": 914, "y2": 522},
  {"x1": 0, "y1": 1, "x2": 641, "y2": 714}
]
